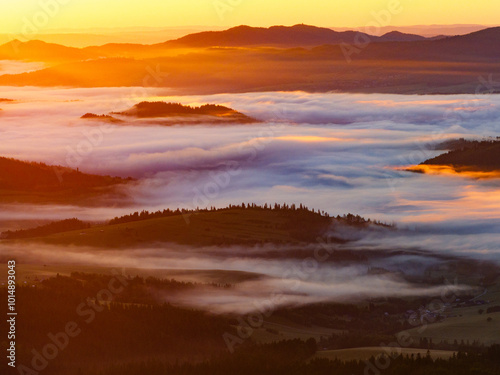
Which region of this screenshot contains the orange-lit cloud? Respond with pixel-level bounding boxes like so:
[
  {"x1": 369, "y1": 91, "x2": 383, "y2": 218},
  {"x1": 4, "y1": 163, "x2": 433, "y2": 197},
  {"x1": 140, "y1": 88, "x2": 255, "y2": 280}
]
[
  {"x1": 395, "y1": 182, "x2": 500, "y2": 223},
  {"x1": 406, "y1": 165, "x2": 500, "y2": 180}
]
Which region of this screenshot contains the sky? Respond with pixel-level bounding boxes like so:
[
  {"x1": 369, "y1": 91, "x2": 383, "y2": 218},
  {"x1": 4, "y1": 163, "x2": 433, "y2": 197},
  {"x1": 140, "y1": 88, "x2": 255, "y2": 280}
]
[{"x1": 0, "y1": 0, "x2": 498, "y2": 34}]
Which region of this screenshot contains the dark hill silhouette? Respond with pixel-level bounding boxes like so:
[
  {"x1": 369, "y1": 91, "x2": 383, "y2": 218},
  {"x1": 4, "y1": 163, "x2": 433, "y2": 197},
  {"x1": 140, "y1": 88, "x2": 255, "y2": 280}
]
[
  {"x1": 378, "y1": 31, "x2": 427, "y2": 42},
  {"x1": 2, "y1": 218, "x2": 89, "y2": 239},
  {"x1": 0, "y1": 25, "x2": 435, "y2": 62},
  {"x1": 1, "y1": 25, "x2": 497, "y2": 63},
  {"x1": 1, "y1": 27, "x2": 499, "y2": 94},
  {"x1": 0, "y1": 156, "x2": 131, "y2": 204},
  {"x1": 81, "y1": 113, "x2": 122, "y2": 122},
  {"x1": 313, "y1": 26, "x2": 500, "y2": 62},
  {"x1": 166, "y1": 25, "x2": 443, "y2": 47},
  {"x1": 422, "y1": 139, "x2": 500, "y2": 172},
  {"x1": 0, "y1": 39, "x2": 93, "y2": 62},
  {"x1": 0, "y1": 156, "x2": 123, "y2": 190},
  {"x1": 167, "y1": 24, "x2": 379, "y2": 47},
  {"x1": 11, "y1": 203, "x2": 391, "y2": 247},
  {"x1": 113, "y1": 101, "x2": 259, "y2": 123},
  {"x1": 428, "y1": 26, "x2": 500, "y2": 59}
]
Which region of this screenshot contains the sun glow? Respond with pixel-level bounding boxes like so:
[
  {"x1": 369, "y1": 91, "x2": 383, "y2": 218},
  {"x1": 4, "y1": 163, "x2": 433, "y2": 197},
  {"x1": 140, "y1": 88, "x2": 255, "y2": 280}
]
[{"x1": 0, "y1": 0, "x2": 498, "y2": 34}]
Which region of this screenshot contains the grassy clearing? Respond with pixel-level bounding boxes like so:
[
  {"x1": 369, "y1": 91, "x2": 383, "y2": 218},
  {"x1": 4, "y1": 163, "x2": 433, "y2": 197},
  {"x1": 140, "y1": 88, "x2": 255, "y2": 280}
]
[
  {"x1": 251, "y1": 319, "x2": 343, "y2": 344},
  {"x1": 314, "y1": 347, "x2": 456, "y2": 361},
  {"x1": 403, "y1": 278, "x2": 500, "y2": 345},
  {"x1": 0, "y1": 264, "x2": 263, "y2": 285}
]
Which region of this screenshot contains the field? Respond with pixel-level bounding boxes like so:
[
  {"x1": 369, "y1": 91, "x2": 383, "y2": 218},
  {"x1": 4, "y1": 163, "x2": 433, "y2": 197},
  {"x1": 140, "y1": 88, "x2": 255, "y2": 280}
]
[
  {"x1": 0, "y1": 263, "x2": 263, "y2": 285},
  {"x1": 402, "y1": 280, "x2": 500, "y2": 346},
  {"x1": 251, "y1": 318, "x2": 344, "y2": 344},
  {"x1": 314, "y1": 347, "x2": 457, "y2": 361}
]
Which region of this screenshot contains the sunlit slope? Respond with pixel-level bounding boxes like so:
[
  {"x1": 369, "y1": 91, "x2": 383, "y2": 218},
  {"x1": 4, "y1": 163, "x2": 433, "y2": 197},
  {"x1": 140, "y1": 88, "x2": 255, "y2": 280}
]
[
  {"x1": 0, "y1": 50, "x2": 496, "y2": 94},
  {"x1": 0, "y1": 40, "x2": 94, "y2": 63}
]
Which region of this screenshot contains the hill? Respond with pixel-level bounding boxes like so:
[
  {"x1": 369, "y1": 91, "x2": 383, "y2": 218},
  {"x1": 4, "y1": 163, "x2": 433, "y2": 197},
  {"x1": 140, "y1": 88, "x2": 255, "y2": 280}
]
[
  {"x1": 167, "y1": 24, "x2": 377, "y2": 47},
  {"x1": 0, "y1": 156, "x2": 132, "y2": 204},
  {"x1": 81, "y1": 113, "x2": 122, "y2": 122},
  {"x1": 3, "y1": 203, "x2": 392, "y2": 248},
  {"x1": 167, "y1": 25, "x2": 439, "y2": 47},
  {"x1": 112, "y1": 101, "x2": 259, "y2": 124},
  {"x1": 13, "y1": 205, "x2": 332, "y2": 247},
  {"x1": 378, "y1": 31, "x2": 427, "y2": 42},
  {"x1": 1, "y1": 218, "x2": 89, "y2": 239},
  {"x1": 0, "y1": 39, "x2": 94, "y2": 63},
  {"x1": 357, "y1": 26, "x2": 500, "y2": 62},
  {"x1": 421, "y1": 139, "x2": 500, "y2": 173},
  {"x1": 0, "y1": 25, "x2": 435, "y2": 64}
]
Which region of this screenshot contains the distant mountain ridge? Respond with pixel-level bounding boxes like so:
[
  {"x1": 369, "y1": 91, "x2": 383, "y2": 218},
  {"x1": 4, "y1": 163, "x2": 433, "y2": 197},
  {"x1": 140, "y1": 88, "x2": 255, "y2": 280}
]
[
  {"x1": 166, "y1": 24, "x2": 436, "y2": 47},
  {"x1": 0, "y1": 39, "x2": 91, "y2": 62},
  {"x1": 1, "y1": 24, "x2": 497, "y2": 63},
  {"x1": 378, "y1": 31, "x2": 427, "y2": 42},
  {"x1": 0, "y1": 25, "x2": 499, "y2": 94},
  {"x1": 0, "y1": 24, "x2": 441, "y2": 62}
]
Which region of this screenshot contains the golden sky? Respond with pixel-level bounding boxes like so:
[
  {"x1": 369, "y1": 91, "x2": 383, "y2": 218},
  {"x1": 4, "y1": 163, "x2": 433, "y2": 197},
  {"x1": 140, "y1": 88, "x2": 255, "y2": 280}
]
[{"x1": 1, "y1": 0, "x2": 498, "y2": 34}]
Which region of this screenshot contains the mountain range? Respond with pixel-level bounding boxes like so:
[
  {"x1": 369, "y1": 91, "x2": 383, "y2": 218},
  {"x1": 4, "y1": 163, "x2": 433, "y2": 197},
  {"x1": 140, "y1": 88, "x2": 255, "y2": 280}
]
[
  {"x1": 165, "y1": 24, "x2": 436, "y2": 47},
  {"x1": 0, "y1": 24, "x2": 458, "y2": 62},
  {"x1": 0, "y1": 24, "x2": 499, "y2": 94}
]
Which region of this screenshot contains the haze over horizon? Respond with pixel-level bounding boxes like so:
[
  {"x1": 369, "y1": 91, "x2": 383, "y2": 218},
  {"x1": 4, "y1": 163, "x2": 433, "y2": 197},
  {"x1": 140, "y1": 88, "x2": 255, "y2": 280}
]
[
  {"x1": 1, "y1": 0, "x2": 499, "y2": 39},
  {"x1": 1, "y1": 23, "x2": 498, "y2": 47}
]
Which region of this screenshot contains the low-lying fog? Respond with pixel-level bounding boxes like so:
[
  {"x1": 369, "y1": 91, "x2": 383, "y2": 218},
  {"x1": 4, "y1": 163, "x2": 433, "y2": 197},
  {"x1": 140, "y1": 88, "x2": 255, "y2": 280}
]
[
  {"x1": 0, "y1": 240, "x2": 478, "y2": 314},
  {"x1": 0, "y1": 87, "x2": 498, "y2": 311}
]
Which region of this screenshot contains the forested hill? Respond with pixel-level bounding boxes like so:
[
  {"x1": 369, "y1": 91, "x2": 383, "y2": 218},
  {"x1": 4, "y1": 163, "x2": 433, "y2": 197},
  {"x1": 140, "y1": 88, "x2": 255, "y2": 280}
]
[
  {"x1": 0, "y1": 156, "x2": 131, "y2": 204},
  {"x1": 113, "y1": 101, "x2": 259, "y2": 123},
  {"x1": 3, "y1": 204, "x2": 391, "y2": 247},
  {"x1": 423, "y1": 139, "x2": 500, "y2": 171}
]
